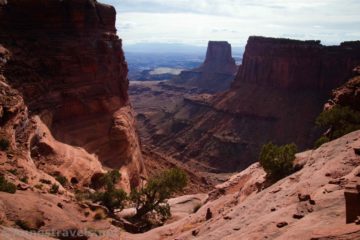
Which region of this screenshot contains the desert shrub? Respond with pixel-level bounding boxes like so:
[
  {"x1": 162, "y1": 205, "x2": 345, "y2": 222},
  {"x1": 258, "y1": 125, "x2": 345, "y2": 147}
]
[
  {"x1": 15, "y1": 220, "x2": 32, "y2": 231},
  {"x1": 316, "y1": 106, "x2": 360, "y2": 142},
  {"x1": 40, "y1": 179, "x2": 51, "y2": 185},
  {"x1": 20, "y1": 176, "x2": 28, "y2": 183},
  {"x1": 0, "y1": 174, "x2": 16, "y2": 193},
  {"x1": 49, "y1": 184, "x2": 59, "y2": 194},
  {"x1": 15, "y1": 219, "x2": 44, "y2": 231},
  {"x1": 130, "y1": 168, "x2": 187, "y2": 221},
  {"x1": 75, "y1": 189, "x2": 92, "y2": 202},
  {"x1": 55, "y1": 175, "x2": 68, "y2": 187},
  {"x1": 314, "y1": 136, "x2": 330, "y2": 148},
  {"x1": 90, "y1": 170, "x2": 127, "y2": 214},
  {"x1": 34, "y1": 184, "x2": 43, "y2": 190},
  {"x1": 99, "y1": 170, "x2": 121, "y2": 190},
  {"x1": 259, "y1": 142, "x2": 297, "y2": 182},
  {"x1": 7, "y1": 169, "x2": 17, "y2": 175},
  {"x1": 91, "y1": 189, "x2": 127, "y2": 213},
  {"x1": 0, "y1": 138, "x2": 9, "y2": 151}
]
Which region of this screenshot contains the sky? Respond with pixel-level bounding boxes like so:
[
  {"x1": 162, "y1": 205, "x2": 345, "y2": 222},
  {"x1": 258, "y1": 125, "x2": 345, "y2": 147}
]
[{"x1": 101, "y1": 0, "x2": 360, "y2": 47}]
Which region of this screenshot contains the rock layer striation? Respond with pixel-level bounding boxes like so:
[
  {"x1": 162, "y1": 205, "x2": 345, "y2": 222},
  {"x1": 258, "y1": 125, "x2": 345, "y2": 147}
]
[{"x1": 0, "y1": 0, "x2": 146, "y2": 190}]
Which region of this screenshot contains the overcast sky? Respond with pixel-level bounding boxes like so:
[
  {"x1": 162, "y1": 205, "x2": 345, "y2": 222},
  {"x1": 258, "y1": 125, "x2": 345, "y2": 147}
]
[{"x1": 101, "y1": 0, "x2": 360, "y2": 47}]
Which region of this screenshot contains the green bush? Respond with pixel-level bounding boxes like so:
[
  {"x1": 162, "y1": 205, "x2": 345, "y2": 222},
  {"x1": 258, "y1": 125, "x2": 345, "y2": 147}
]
[
  {"x1": 259, "y1": 143, "x2": 297, "y2": 182},
  {"x1": 7, "y1": 169, "x2": 17, "y2": 175},
  {"x1": 0, "y1": 174, "x2": 16, "y2": 194},
  {"x1": 130, "y1": 168, "x2": 187, "y2": 220},
  {"x1": 92, "y1": 188, "x2": 127, "y2": 213},
  {"x1": 40, "y1": 179, "x2": 51, "y2": 185},
  {"x1": 314, "y1": 136, "x2": 330, "y2": 148},
  {"x1": 316, "y1": 106, "x2": 360, "y2": 141},
  {"x1": 55, "y1": 175, "x2": 68, "y2": 187},
  {"x1": 90, "y1": 170, "x2": 127, "y2": 214},
  {"x1": 15, "y1": 220, "x2": 32, "y2": 231},
  {"x1": 20, "y1": 176, "x2": 28, "y2": 183},
  {"x1": 49, "y1": 184, "x2": 59, "y2": 194},
  {"x1": 34, "y1": 184, "x2": 43, "y2": 190},
  {"x1": 0, "y1": 138, "x2": 9, "y2": 151},
  {"x1": 98, "y1": 170, "x2": 121, "y2": 190}
]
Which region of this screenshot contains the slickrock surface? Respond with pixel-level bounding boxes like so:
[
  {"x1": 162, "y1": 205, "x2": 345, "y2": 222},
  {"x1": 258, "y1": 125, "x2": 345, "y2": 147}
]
[
  {"x1": 0, "y1": 0, "x2": 146, "y2": 190},
  {"x1": 171, "y1": 41, "x2": 237, "y2": 92},
  {"x1": 123, "y1": 130, "x2": 360, "y2": 240}
]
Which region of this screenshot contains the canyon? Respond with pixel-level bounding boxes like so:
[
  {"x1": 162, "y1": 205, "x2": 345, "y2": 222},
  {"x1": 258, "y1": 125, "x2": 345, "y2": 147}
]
[
  {"x1": 0, "y1": 0, "x2": 360, "y2": 239},
  {"x1": 133, "y1": 37, "x2": 360, "y2": 172}
]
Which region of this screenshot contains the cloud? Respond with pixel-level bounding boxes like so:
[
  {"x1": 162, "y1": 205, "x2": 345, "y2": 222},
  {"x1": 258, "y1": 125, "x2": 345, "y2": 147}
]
[
  {"x1": 101, "y1": 0, "x2": 360, "y2": 46},
  {"x1": 118, "y1": 21, "x2": 136, "y2": 31}
]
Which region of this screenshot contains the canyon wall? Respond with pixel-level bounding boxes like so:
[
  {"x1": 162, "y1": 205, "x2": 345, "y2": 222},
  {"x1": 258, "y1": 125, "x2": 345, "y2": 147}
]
[
  {"x1": 144, "y1": 37, "x2": 360, "y2": 172},
  {"x1": 0, "y1": 0, "x2": 146, "y2": 189},
  {"x1": 234, "y1": 36, "x2": 360, "y2": 91},
  {"x1": 171, "y1": 41, "x2": 237, "y2": 92}
]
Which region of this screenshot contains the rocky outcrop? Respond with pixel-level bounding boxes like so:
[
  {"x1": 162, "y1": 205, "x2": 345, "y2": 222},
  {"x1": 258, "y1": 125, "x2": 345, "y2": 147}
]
[
  {"x1": 171, "y1": 41, "x2": 237, "y2": 92},
  {"x1": 123, "y1": 130, "x2": 360, "y2": 240},
  {"x1": 138, "y1": 37, "x2": 360, "y2": 172},
  {"x1": 0, "y1": 46, "x2": 121, "y2": 236},
  {"x1": 0, "y1": 0, "x2": 146, "y2": 236},
  {"x1": 324, "y1": 65, "x2": 360, "y2": 111},
  {"x1": 0, "y1": 0, "x2": 146, "y2": 190},
  {"x1": 202, "y1": 41, "x2": 237, "y2": 74},
  {"x1": 233, "y1": 36, "x2": 360, "y2": 91}
]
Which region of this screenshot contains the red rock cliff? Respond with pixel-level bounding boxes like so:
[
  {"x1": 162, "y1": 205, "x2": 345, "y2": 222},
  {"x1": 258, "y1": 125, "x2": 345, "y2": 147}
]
[
  {"x1": 201, "y1": 41, "x2": 237, "y2": 74},
  {"x1": 0, "y1": 0, "x2": 146, "y2": 190},
  {"x1": 171, "y1": 41, "x2": 237, "y2": 92},
  {"x1": 234, "y1": 36, "x2": 360, "y2": 91}
]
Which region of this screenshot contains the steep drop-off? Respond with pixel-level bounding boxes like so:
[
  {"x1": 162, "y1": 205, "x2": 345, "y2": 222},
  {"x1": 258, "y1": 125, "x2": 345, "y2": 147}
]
[
  {"x1": 171, "y1": 41, "x2": 237, "y2": 92},
  {"x1": 140, "y1": 37, "x2": 360, "y2": 172},
  {"x1": 0, "y1": 0, "x2": 146, "y2": 190}
]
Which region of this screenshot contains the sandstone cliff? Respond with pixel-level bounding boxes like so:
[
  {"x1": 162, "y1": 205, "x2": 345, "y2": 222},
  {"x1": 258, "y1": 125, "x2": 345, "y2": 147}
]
[
  {"x1": 234, "y1": 36, "x2": 360, "y2": 91},
  {"x1": 171, "y1": 41, "x2": 237, "y2": 92},
  {"x1": 139, "y1": 37, "x2": 360, "y2": 172},
  {"x1": 0, "y1": 0, "x2": 148, "y2": 236},
  {"x1": 0, "y1": 0, "x2": 146, "y2": 190},
  {"x1": 1, "y1": 42, "x2": 123, "y2": 238}
]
